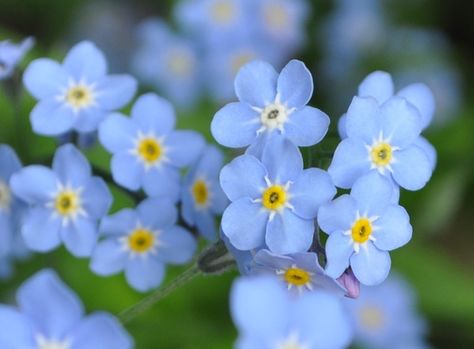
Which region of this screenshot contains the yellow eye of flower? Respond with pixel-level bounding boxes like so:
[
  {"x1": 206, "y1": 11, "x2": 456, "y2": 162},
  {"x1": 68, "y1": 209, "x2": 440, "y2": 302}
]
[
  {"x1": 55, "y1": 190, "x2": 80, "y2": 216},
  {"x1": 211, "y1": 0, "x2": 235, "y2": 24},
  {"x1": 66, "y1": 85, "x2": 94, "y2": 110},
  {"x1": 128, "y1": 228, "x2": 155, "y2": 253},
  {"x1": 137, "y1": 138, "x2": 162, "y2": 164},
  {"x1": 371, "y1": 142, "x2": 392, "y2": 167},
  {"x1": 167, "y1": 49, "x2": 194, "y2": 77},
  {"x1": 262, "y1": 185, "x2": 287, "y2": 210},
  {"x1": 351, "y1": 218, "x2": 373, "y2": 243},
  {"x1": 263, "y1": 4, "x2": 289, "y2": 30},
  {"x1": 284, "y1": 267, "x2": 311, "y2": 287},
  {"x1": 359, "y1": 305, "x2": 385, "y2": 331},
  {"x1": 192, "y1": 180, "x2": 209, "y2": 206}
]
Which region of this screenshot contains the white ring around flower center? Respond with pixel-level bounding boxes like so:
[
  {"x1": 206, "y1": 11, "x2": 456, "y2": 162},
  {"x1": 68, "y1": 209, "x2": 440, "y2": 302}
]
[
  {"x1": 58, "y1": 79, "x2": 96, "y2": 114},
  {"x1": 36, "y1": 335, "x2": 71, "y2": 349},
  {"x1": 276, "y1": 332, "x2": 309, "y2": 349}
]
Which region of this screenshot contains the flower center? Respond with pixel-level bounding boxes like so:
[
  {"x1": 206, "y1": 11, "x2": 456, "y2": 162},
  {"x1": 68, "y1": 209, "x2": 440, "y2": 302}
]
[
  {"x1": 192, "y1": 179, "x2": 209, "y2": 207},
  {"x1": 260, "y1": 103, "x2": 288, "y2": 131},
  {"x1": 262, "y1": 185, "x2": 287, "y2": 210},
  {"x1": 0, "y1": 180, "x2": 12, "y2": 210},
  {"x1": 65, "y1": 84, "x2": 94, "y2": 111},
  {"x1": 359, "y1": 305, "x2": 385, "y2": 331},
  {"x1": 370, "y1": 142, "x2": 393, "y2": 167},
  {"x1": 351, "y1": 218, "x2": 373, "y2": 243},
  {"x1": 36, "y1": 335, "x2": 70, "y2": 349},
  {"x1": 230, "y1": 50, "x2": 256, "y2": 76},
  {"x1": 137, "y1": 138, "x2": 162, "y2": 164},
  {"x1": 284, "y1": 267, "x2": 311, "y2": 287},
  {"x1": 128, "y1": 228, "x2": 155, "y2": 253},
  {"x1": 55, "y1": 190, "x2": 80, "y2": 217},
  {"x1": 276, "y1": 333, "x2": 309, "y2": 349},
  {"x1": 210, "y1": 0, "x2": 236, "y2": 24},
  {"x1": 167, "y1": 48, "x2": 194, "y2": 77},
  {"x1": 263, "y1": 3, "x2": 289, "y2": 30}
]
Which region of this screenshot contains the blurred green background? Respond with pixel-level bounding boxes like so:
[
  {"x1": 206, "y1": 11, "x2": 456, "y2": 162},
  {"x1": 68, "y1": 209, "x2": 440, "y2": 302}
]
[{"x1": 1, "y1": 0, "x2": 474, "y2": 348}]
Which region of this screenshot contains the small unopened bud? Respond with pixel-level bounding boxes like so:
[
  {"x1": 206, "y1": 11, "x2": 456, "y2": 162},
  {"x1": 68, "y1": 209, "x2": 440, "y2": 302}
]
[{"x1": 338, "y1": 268, "x2": 360, "y2": 299}]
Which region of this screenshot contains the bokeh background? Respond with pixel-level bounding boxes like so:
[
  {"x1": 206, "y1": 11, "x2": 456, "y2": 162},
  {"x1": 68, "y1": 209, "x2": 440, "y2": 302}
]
[{"x1": 1, "y1": 0, "x2": 474, "y2": 348}]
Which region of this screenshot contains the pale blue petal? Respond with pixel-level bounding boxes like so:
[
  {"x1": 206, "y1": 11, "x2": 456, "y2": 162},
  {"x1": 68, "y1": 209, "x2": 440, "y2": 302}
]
[
  {"x1": 0, "y1": 145, "x2": 22, "y2": 180},
  {"x1": 99, "y1": 209, "x2": 137, "y2": 237},
  {"x1": 195, "y1": 212, "x2": 217, "y2": 241},
  {"x1": 82, "y1": 177, "x2": 112, "y2": 220},
  {"x1": 277, "y1": 60, "x2": 313, "y2": 108},
  {"x1": 111, "y1": 153, "x2": 144, "y2": 191},
  {"x1": 318, "y1": 195, "x2": 357, "y2": 234},
  {"x1": 10, "y1": 166, "x2": 57, "y2": 204},
  {"x1": 52, "y1": 144, "x2": 91, "y2": 187},
  {"x1": 253, "y1": 249, "x2": 293, "y2": 271},
  {"x1": 210, "y1": 181, "x2": 228, "y2": 214},
  {"x1": 324, "y1": 231, "x2": 353, "y2": 278},
  {"x1": 284, "y1": 106, "x2": 330, "y2": 146},
  {"x1": 211, "y1": 102, "x2": 260, "y2": 148},
  {"x1": 63, "y1": 41, "x2": 107, "y2": 81},
  {"x1": 235, "y1": 60, "x2": 278, "y2": 108},
  {"x1": 358, "y1": 71, "x2": 394, "y2": 104},
  {"x1": 131, "y1": 93, "x2": 176, "y2": 135},
  {"x1": 23, "y1": 58, "x2": 69, "y2": 99},
  {"x1": 195, "y1": 145, "x2": 224, "y2": 177},
  {"x1": 61, "y1": 218, "x2": 98, "y2": 257},
  {"x1": 236, "y1": 336, "x2": 268, "y2": 349},
  {"x1": 30, "y1": 100, "x2": 76, "y2": 136},
  {"x1": 245, "y1": 132, "x2": 269, "y2": 159},
  {"x1": 125, "y1": 257, "x2": 166, "y2": 292},
  {"x1": 328, "y1": 138, "x2": 371, "y2": 189},
  {"x1": 397, "y1": 83, "x2": 435, "y2": 130},
  {"x1": 22, "y1": 208, "x2": 61, "y2": 252},
  {"x1": 261, "y1": 136, "x2": 303, "y2": 183},
  {"x1": 350, "y1": 243, "x2": 391, "y2": 286},
  {"x1": 221, "y1": 198, "x2": 268, "y2": 251},
  {"x1": 180, "y1": 186, "x2": 195, "y2": 226},
  {"x1": 219, "y1": 155, "x2": 267, "y2": 201},
  {"x1": 414, "y1": 136, "x2": 437, "y2": 171},
  {"x1": 73, "y1": 106, "x2": 107, "y2": 133},
  {"x1": 373, "y1": 206, "x2": 412, "y2": 251},
  {"x1": 90, "y1": 240, "x2": 127, "y2": 276},
  {"x1": 98, "y1": 113, "x2": 137, "y2": 153},
  {"x1": 0, "y1": 306, "x2": 35, "y2": 347},
  {"x1": 95, "y1": 75, "x2": 137, "y2": 110},
  {"x1": 290, "y1": 168, "x2": 336, "y2": 219},
  {"x1": 351, "y1": 172, "x2": 393, "y2": 216},
  {"x1": 156, "y1": 226, "x2": 196, "y2": 264},
  {"x1": 142, "y1": 167, "x2": 180, "y2": 202},
  {"x1": 165, "y1": 130, "x2": 205, "y2": 167},
  {"x1": 338, "y1": 113, "x2": 347, "y2": 139},
  {"x1": 137, "y1": 198, "x2": 177, "y2": 229},
  {"x1": 265, "y1": 210, "x2": 314, "y2": 254},
  {"x1": 392, "y1": 145, "x2": 432, "y2": 191},
  {"x1": 346, "y1": 96, "x2": 380, "y2": 144}
]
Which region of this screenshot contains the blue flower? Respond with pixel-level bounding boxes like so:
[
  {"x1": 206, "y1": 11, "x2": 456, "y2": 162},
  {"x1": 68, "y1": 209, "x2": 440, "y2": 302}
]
[
  {"x1": 0, "y1": 269, "x2": 133, "y2": 348},
  {"x1": 318, "y1": 172, "x2": 412, "y2": 285},
  {"x1": 212, "y1": 59, "x2": 329, "y2": 151},
  {"x1": 329, "y1": 88, "x2": 434, "y2": 191},
  {"x1": 181, "y1": 145, "x2": 228, "y2": 241},
  {"x1": 0, "y1": 37, "x2": 34, "y2": 80},
  {"x1": 90, "y1": 198, "x2": 197, "y2": 292},
  {"x1": 231, "y1": 276, "x2": 353, "y2": 349},
  {"x1": 98, "y1": 93, "x2": 205, "y2": 200},
  {"x1": 251, "y1": 249, "x2": 346, "y2": 296},
  {"x1": 131, "y1": 19, "x2": 202, "y2": 108},
  {"x1": 10, "y1": 144, "x2": 112, "y2": 257},
  {"x1": 220, "y1": 136, "x2": 336, "y2": 254},
  {"x1": 344, "y1": 274, "x2": 429, "y2": 349},
  {"x1": 221, "y1": 231, "x2": 254, "y2": 275},
  {"x1": 23, "y1": 41, "x2": 137, "y2": 135}
]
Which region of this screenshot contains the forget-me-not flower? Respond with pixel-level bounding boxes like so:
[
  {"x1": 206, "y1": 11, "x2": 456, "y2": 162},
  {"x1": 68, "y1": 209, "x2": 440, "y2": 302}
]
[
  {"x1": 220, "y1": 136, "x2": 336, "y2": 254},
  {"x1": 10, "y1": 144, "x2": 112, "y2": 257},
  {"x1": 231, "y1": 276, "x2": 353, "y2": 349},
  {"x1": 99, "y1": 93, "x2": 205, "y2": 200},
  {"x1": 0, "y1": 37, "x2": 34, "y2": 80},
  {"x1": 0, "y1": 269, "x2": 133, "y2": 349},
  {"x1": 23, "y1": 40, "x2": 137, "y2": 135},
  {"x1": 90, "y1": 198, "x2": 197, "y2": 292},
  {"x1": 181, "y1": 145, "x2": 228, "y2": 241},
  {"x1": 318, "y1": 172, "x2": 412, "y2": 285},
  {"x1": 211, "y1": 59, "x2": 330, "y2": 152}
]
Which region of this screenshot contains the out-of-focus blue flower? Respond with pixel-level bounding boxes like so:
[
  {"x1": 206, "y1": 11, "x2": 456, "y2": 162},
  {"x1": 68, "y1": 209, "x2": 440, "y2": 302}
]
[
  {"x1": 231, "y1": 276, "x2": 353, "y2": 349},
  {"x1": 90, "y1": 198, "x2": 197, "y2": 292},
  {"x1": 98, "y1": 93, "x2": 205, "y2": 200},
  {"x1": 23, "y1": 41, "x2": 137, "y2": 136},
  {"x1": 212, "y1": 60, "x2": 330, "y2": 151},
  {"x1": 181, "y1": 145, "x2": 228, "y2": 241},
  {"x1": 220, "y1": 137, "x2": 336, "y2": 254},
  {"x1": 318, "y1": 172, "x2": 412, "y2": 285},
  {"x1": 132, "y1": 19, "x2": 202, "y2": 108},
  {"x1": 329, "y1": 91, "x2": 433, "y2": 191},
  {"x1": 0, "y1": 37, "x2": 34, "y2": 80},
  {"x1": 10, "y1": 144, "x2": 112, "y2": 257},
  {"x1": 345, "y1": 274, "x2": 429, "y2": 349},
  {"x1": 0, "y1": 269, "x2": 133, "y2": 348},
  {"x1": 251, "y1": 249, "x2": 346, "y2": 296}
]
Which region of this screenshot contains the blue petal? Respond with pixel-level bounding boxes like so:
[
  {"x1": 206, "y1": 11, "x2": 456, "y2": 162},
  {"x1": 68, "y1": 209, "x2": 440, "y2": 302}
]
[
  {"x1": 284, "y1": 106, "x2": 330, "y2": 147},
  {"x1": 290, "y1": 168, "x2": 336, "y2": 219},
  {"x1": 195, "y1": 212, "x2": 217, "y2": 241},
  {"x1": 392, "y1": 145, "x2": 432, "y2": 191},
  {"x1": 337, "y1": 113, "x2": 347, "y2": 139},
  {"x1": 125, "y1": 257, "x2": 166, "y2": 292},
  {"x1": 219, "y1": 155, "x2": 267, "y2": 201},
  {"x1": 22, "y1": 208, "x2": 61, "y2": 252},
  {"x1": 0, "y1": 214, "x2": 12, "y2": 257},
  {"x1": 0, "y1": 306, "x2": 35, "y2": 347},
  {"x1": 253, "y1": 249, "x2": 293, "y2": 271},
  {"x1": 63, "y1": 41, "x2": 107, "y2": 81},
  {"x1": 23, "y1": 58, "x2": 69, "y2": 99},
  {"x1": 98, "y1": 113, "x2": 137, "y2": 153},
  {"x1": 358, "y1": 71, "x2": 394, "y2": 104},
  {"x1": 30, "y1": 100, "x2": 76, "y2": 136},
  {"x1": 10, "y1": 166, "x2": 57, "y2": 204},
  {"x1": 52, "y1": 144, "x2": 91, "y2": 187},
  {"x1": 277, "y1": 59, "x2": 313, "y2": 108},
  {"x1": 397, "y1": 83, "x2": 435, "y2": 130},
  {"x1": 73, "y1": 106, "x2": 108, "y2": 133},
  {"x1": 17, "y1": 269, "x2": 84, "y2": 339},
  {"x1": 414, "y1": 136, "x2": 437, "y2": 170},
  {"x1": 350, "y1": 243, "x2": 391, "y2": 286},
  {"x1": 211, "y1": 102, "x2": 260, "y2": 148},
  {"x1": 195, "y1": 145, "x2": 224, "y2": 177},
  {"x1": 265, "y1": 209, "x2": 314, "y2": 254},
  {"x1": 261, "y1": 136, "x2": 303, "y2": 183},
  {"x1": 345, "y1": 96, "x2": 380, "y2": 144},
  {"x1": 328, "y1": 138, "x2": 371, "y2": 189},
  {"x1": 210, "y1": 181, "x2": 228, "y2": 214},
  {"x1": 90, "y1": 239, "x2": 128, "y2": 276},
  {"x1": 131, "y1": 93, "x2": 176, "y2": 135},
  {"x1": 82, "y1": 177, "x2": 112, "y2": 220},
  {"x1": 111, "y1": 153, "x2": 144, "y2": 191},
  {"x1": 99, "y1": 209, "x2": 138, "y2": 237},
  {"x1": 245, "y1": 132, "x2": 269, "y2": 159},
  {"x1": 380, "y1": 96, "x2": 422, "y2": 149},
  {"x1": 95, "y1": 75, "x2": 137, "y2": 110},
  {"x1": 61, "y1": 218, "x2": 98, "y2": 257},
  {"x1": 221, "y1": 198, "x2": 268, "y2": 251},
  {"x1": 137, "y1": 198, "x2": 177, "y2": 229},
  {"x1": 165, "y1": 130, "x2": 205, "y2": 167},
  {"x1": 70, "y1": 312, "x2": 133, "y2": 349},
  {"x1": 156, "y1": 226, "x2": 196, "y2": 264},
  {"x1": 318, "y1": 195, "x2": 357, "y2": 234},
  {"x1": 350, "y1": 172, "x2": 393, "y2": 216},
  {"x1": 373, "y1": 205, "x2": 412, "y2": 251},
  {"x1": 324, "y1": 231, "x2": 353, "y2": 278},
  {"x1": 142, "y1": 167, "x2": 180, "y2": 202},
  {"x1": 0, "y1": 145, "x2": 22, "y2": 180},
  {"x1": 234, "y1": 60, "x2": 278, "y2": 108}
]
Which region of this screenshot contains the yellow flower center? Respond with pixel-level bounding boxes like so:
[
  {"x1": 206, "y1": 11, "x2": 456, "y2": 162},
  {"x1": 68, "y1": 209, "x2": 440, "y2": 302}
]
[
  {"x1": 128, "y1": 228, "x2": 155, "y2": 253},
  {"x1": 66, "y1": 85, "x2": 94, "y2": 110},
  {"x1": 371, "y1": 142, "x2": 393, "y2": 167},
  {"x1": 167, "y1": 49, "x2": 194, "y2": 77},
  {"x1": 192, "y1": 180, "x2": 209, "y2": 206},
  {"x1": 351, "y1": 218, "x2": 373, "y2": 243},
  {"x1": 211, "y1": 0, "x2": 235, "y2": 24},
  {"x1": 55, "y1": 190, "x2": 80, "y2": 217},
  {"x1": 359, "y1": 305, "x2": 385, "y2": 331},
  {"x1": 263, "y1": 3, "x2": 289, "y2": 30},
  {"x1": 262, "y1": 185, "x2": 287, "y2": 210},
  {"x1": 137, "y1": 138, "x2": 162, "y2": 164},
  {"x1": 284, "y1": 268, "x2": 311, "y2": 287}
]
